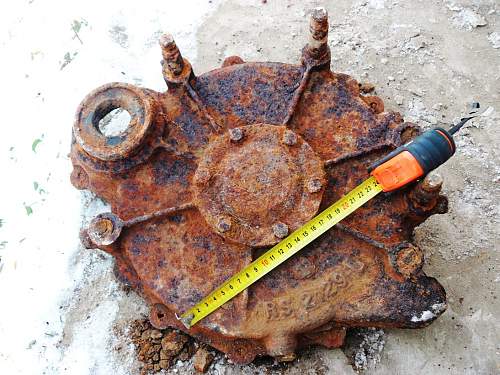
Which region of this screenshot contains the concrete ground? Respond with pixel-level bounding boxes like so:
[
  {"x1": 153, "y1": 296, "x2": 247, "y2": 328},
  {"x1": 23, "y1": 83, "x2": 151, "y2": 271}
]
[{"x1": 0, "y1": 0, "x2": 498, "y2": 374}]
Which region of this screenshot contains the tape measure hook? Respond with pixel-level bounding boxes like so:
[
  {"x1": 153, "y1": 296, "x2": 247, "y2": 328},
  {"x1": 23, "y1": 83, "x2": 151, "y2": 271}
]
[{"x1": 175, "y1": 312, "x2": 194, "y2": 329}]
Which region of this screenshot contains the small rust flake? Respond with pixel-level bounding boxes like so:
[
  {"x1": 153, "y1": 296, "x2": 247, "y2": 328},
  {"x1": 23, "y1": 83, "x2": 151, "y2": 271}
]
[{"x1": 71, "y1": 7, "x2": 448, "y2": 366}]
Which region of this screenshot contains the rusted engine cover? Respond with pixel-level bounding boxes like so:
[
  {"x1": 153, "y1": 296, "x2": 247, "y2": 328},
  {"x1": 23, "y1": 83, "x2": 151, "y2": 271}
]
[{"x1": 71, "y1": 9, "x2": 448, "y2": 364}]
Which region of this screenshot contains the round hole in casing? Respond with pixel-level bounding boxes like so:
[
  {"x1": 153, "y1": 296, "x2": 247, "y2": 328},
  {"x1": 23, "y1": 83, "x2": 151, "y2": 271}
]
[
  {"x1": 97, "y1": 107, "x2": 131, "y2": 137},
  {"x1": 75, "y1": 83, "x2": 153, "y2": 162}
]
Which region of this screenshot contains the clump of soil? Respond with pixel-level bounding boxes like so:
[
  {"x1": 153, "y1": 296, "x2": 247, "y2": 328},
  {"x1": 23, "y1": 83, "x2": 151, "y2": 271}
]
[
  {"x1": 129, "y1": 319, "x2": 215, "y2": 374},
  {"x1": 192, "y1": 347, "x2": 215, "y2": 373}
]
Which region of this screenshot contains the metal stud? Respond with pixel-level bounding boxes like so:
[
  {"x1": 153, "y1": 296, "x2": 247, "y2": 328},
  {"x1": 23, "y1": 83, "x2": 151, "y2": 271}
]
[
  {"x1": 306, "y1": 178, "x2": 323, "y2": 193},
  {"x1": 229, "y1": 127, "x2": 244, "y2": 142},
  {"x1": 216, "y1": 217, "x2": 232, "y2": 233},
  {"x1": 272, "y1": 222, "x2": 289, "y2": 238}
]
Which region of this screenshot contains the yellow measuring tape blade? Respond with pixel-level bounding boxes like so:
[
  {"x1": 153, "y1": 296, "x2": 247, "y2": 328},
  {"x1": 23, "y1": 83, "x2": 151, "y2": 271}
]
[{"x1": 179, "y1": 176, "x2": 383, "y2": 328}]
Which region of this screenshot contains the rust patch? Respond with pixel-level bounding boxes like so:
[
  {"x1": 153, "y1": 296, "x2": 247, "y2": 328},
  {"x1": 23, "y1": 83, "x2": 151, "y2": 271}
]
[{"x1": 194, "y1": 124, "x2": 325, "y2": 246}]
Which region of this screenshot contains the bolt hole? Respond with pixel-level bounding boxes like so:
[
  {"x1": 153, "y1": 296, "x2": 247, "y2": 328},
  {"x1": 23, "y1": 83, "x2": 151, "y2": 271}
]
[
  {"x1": 97, "y1": 107, "x2": 131, "y2": 137},
  {"x1": 157, "y1": 312, "x2": 165, "y2": 319}
]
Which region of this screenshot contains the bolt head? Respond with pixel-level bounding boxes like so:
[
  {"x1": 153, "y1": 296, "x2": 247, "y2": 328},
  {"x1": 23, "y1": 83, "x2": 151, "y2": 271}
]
[
  {"x1": 228, "y1": 127, "x2": 244, "y2": 142},
  {"x1": 94, "y1": 218, "x2": 112, "y2": 235},
  {"x1": 311, "y1": 7, "x2": 328, "y2": 22},
  {"x1": 272, "y1": 222, "x2": 289, "y2": 238},
  {"x1": 392, "y1": 244, "x2": 424, "y2": 278},
  {"x1": 422, "y1": 172, "x2": 443, "y2": 192},
  {"x1": 159, "y1": 33, "x2": 175, "y2": 49},
  {"x1": 216, "y1": 217, "x2": 232, "y2": 233},
  {"x1": 282, "y1": 130, "x2": 298, "y2": 146},
  {"x1": 306, "y1": 178, "x2": 323, "y2": 193},
  {"x1": 88, "y1": 212, "x2": 123, "y2": 246}
]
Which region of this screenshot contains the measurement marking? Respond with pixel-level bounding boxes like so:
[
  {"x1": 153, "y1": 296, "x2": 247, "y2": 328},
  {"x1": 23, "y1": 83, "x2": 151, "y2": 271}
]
[{"x1": 179, "y1": 176, "x2": 382, "y2": 328}]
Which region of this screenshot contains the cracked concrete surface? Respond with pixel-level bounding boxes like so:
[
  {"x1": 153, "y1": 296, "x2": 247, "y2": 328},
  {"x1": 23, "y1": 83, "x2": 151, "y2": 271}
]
[{"x1": 0, "y1": 0, "x2": 498, "y2": 374}]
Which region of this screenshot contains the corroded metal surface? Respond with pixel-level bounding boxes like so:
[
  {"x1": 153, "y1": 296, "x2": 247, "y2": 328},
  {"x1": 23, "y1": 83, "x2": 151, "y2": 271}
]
[
  {"x1": 194, "y1": 124, "x2": 325, "y2": 247},
  {"x1": 70, "y1": 8, "x2": 448, "y2": 364}
]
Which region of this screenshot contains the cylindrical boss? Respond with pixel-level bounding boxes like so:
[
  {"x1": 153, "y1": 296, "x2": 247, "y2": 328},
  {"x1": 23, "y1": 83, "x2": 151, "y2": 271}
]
[{"x1": 371, "y1": 128, "x2": 455, "y2": 192}]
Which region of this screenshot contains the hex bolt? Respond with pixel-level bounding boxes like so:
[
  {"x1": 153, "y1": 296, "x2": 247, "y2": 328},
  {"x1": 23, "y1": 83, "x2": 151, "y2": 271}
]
[
  {"x1": 307, "y1": 7, "x2": 329, "y2": 58},
  {"x1": 391, "y1": 244, "x2": 424, "y2": 278},
  {"x1": 421, "y1": 172, "x2": 443, "y2": 193},
  {"x1": 94, "y1": 218, "x2": 112, "y2": 236},
  {"x1": 410, "y1": 172, "x2": 443, "y2": 211},
  {"x1": 229, "y1": 127, "x2": 244, "y2": 142},
  {"x1": 306, "y1": 178, "x2": 323, "y2": 193},
  {"x1": 216, "y1": 217, "x2": 232, "y2": 233},
  {"x1": 88, "y1": 212, "x2": 123, "y2": 246},
  {"x1": 159, "y1": 33, "x2": 184, "y2": 76},
  {"x1": 282, "y1": 130, "x2": 298, "y2": 146},
  {"x1": 272, "y1": 222, "x2": 289, "y2": 239}
]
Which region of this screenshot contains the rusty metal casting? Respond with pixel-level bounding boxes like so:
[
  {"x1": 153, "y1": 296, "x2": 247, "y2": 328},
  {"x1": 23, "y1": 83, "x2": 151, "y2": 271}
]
[{"x1": 70, "y1": 8, "x2": 448, "y2": 364}]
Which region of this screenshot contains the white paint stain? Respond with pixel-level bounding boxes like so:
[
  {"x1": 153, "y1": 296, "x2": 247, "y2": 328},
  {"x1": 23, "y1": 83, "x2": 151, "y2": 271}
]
[{"x1": 411, "y1": 302, "x2": 447, "y2": 322}]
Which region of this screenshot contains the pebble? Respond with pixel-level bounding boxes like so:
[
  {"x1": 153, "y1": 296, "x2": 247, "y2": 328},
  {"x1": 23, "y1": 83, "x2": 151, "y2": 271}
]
[
  {"x1": 405, "y1": 35, "x2": 427, "y2": 51},
  {"x1": 160, "y1": 349, "x2": 170, "y2": 360},
  {"x1": 193, "y1": 347, "x2": 214, "y2": 373},
  {"x1": 141, "y1": 330, "x2": 151, "y2": 340},
  {"x1": 380, "y1": 57, "x2": 388, "y2": 65},
  {"x1": 395, "y1": 95, "x2": 404, "y2": 105},
  {"x1": 150, "y1": 329, "x2": 163, "y2": 339},
  {"x1": 159, "y1": 359, "x2": 170, "y2": 369},
  {"x1": 452, "y1": 8, "x2": 488, "y2": 30},
  {"x1": 161, "y1": 331, "x2": 188, "y2": 354},
  {"x1": 424, "y1": 115, "x2": 438, "y2": 125},
  {"x1": 488, "y1": 32, "x2": 500, "y2": 49}
]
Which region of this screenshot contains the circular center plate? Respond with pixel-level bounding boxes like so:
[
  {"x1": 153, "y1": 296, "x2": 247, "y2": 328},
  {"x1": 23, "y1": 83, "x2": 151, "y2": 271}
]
[{"x1": 194, "y1": 124, "x2": 325, "y2": 247}]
